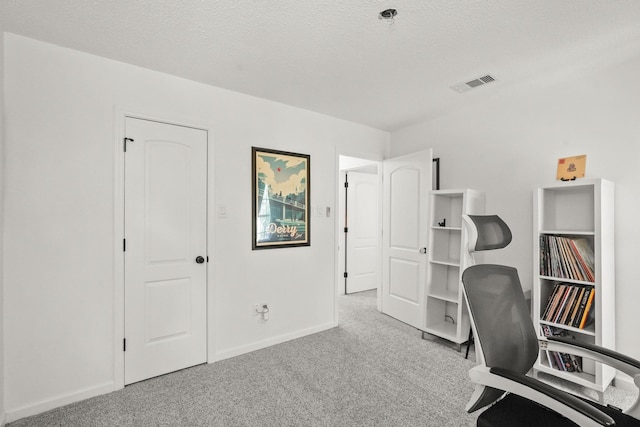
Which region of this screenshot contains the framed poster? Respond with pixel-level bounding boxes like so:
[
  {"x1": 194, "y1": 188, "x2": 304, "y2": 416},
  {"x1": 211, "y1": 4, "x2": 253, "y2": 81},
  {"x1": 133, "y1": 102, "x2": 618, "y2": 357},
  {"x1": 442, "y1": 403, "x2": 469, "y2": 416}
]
[{"x1": 252, "y1": 147, "x2": 310, "y2": 249}]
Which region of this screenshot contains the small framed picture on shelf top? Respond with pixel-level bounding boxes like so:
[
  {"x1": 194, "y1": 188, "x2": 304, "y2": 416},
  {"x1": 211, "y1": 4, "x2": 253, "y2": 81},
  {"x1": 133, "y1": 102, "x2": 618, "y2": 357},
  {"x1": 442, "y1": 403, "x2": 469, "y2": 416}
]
[{"x1": 557, "y1": 154, "x2": 586, "y2": 181}]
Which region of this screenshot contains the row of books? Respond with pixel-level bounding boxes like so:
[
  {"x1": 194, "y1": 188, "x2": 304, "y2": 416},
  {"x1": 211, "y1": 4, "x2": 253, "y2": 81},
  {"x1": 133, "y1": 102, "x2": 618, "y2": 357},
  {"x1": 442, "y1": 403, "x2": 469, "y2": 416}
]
[
  {"x1": 539, "y1": 235, "x2": 595, "y2": 282},
  {"x1": 540, "y1": 325, "x2": 583, "y2": 373},
  {"x1": 541, "y1": 283, "x2": 594, "y2": 329}
]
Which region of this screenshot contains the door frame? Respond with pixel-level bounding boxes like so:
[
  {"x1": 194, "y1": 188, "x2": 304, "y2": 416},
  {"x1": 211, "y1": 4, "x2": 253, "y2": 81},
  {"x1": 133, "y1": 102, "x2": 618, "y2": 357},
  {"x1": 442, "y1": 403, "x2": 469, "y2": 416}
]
[
  {"x1": 335, "y1": 152, "x2": 383, "y2": 313},
  {"x1": 113, "y1": 109, "x2": 215, "y2": 391},
  {"x1": 341, "y1": 166, "x2": 380, "y2": 295}
]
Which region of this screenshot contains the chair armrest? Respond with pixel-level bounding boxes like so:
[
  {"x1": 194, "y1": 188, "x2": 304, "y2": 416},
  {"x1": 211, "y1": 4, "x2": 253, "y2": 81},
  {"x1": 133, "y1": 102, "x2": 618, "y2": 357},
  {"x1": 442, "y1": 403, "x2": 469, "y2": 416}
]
[
  {"x1": 469, "y1": 365, "x2": 615, "y2": 427},
  {"x1": 545, "y1": 336, "x2": 640, "y2": 419},
  {"x1": 546, "y1": 336, "x2": 640, "y2": 372}
]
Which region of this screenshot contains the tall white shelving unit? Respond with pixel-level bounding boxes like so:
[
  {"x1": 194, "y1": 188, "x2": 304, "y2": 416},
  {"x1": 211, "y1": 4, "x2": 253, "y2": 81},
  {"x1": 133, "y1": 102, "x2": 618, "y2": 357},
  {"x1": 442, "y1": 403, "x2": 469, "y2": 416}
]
[
  {"x1": 424, "y1": 189, "x2": 485, "y2": 348},
  {"x1": 532, "y1": 178, "x2": 615, "y2": 401}
]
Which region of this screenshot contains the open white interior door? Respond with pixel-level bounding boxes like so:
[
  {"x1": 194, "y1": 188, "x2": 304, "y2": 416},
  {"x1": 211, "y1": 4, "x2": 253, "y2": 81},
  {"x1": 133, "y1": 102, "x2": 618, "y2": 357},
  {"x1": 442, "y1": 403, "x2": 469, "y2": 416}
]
[{"x1": 381, "y1": 150, "x2": 432, "y2": 330}]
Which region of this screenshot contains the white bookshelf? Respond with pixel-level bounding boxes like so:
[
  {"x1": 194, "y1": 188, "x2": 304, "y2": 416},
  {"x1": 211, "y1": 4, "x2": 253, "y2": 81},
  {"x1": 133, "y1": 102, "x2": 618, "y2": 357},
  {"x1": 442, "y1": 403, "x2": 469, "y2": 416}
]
[
  {"x1": 424, "y1": 189, "x2": 485, "y2": 347},
  {"x1": 532, "y1": 178, "x2": 615, "y2": 400}
]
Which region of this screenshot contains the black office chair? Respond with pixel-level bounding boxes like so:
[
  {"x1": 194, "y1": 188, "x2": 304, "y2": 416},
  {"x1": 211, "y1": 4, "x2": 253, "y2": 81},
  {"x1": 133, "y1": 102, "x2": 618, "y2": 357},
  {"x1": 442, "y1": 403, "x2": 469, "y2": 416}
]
[{"x1": 461, "y1": 214, "x2": 640, "y2": 427}]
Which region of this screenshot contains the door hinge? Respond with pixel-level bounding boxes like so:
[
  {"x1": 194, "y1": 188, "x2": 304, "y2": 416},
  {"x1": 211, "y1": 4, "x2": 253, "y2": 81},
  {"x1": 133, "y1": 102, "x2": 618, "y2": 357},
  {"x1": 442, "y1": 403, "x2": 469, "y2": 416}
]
[
  {"x1": 344, "y1": 181, "x2": 349, "y2": 188},
  {"x1": 123, "y1": 239, "x2": 126, "y2": 252},
  {"x1": 123, "y1": 137, "x2": 134, "y2": 152},
  {"x1": 344, "y1": 227, "x2": 348, "y2": 233},
  {"x1": 123, "y1": 338, "x2": 127, "y2": 352},
  {"x1": 344, "y1": 272, "x2": 348, "y2": 278}
]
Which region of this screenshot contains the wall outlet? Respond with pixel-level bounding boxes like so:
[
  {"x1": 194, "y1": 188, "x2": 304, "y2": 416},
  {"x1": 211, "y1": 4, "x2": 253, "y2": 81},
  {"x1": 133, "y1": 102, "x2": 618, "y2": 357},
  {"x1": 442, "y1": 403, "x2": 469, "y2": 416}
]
[{"x1": 254, "y1": 303, "x2": 269, "y2": 321}]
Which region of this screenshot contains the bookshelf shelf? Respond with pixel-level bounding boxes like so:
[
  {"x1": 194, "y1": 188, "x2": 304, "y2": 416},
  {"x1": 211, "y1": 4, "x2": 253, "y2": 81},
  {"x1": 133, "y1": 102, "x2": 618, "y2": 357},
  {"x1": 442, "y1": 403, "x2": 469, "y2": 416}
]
[
  {"x1": 539, "y1": 276, "x2": 592, "y2": 285},
  {"x1": 425, "y1": 320, "x2": 457, "y2": 341},
  {"x1": 532, "y1": 178, "x2": 615, "y2": 399},
  {"x1": 429, "y1": 260, "x2": 460, "y2": 268},
  {"x1": 540, "y1": 230, "x2": 595, "y2": 236},
  {"x1": 424, "y1": 189, "x2": 485, "y2": 346},
  {"x1": 538, "y1": 320, "x2": 596, "y2": 337},
  {"x1": 427, "y1": 288, "x2": 458, "y2": 303},
  {"x1": 431, "y1": 226, "x2": 463, "y2": 231}
]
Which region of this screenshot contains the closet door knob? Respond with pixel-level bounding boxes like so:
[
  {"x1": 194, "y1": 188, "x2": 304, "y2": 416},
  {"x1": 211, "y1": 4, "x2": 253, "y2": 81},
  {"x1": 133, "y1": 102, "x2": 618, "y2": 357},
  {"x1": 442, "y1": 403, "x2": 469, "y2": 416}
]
[{"x1": 195, "y1": 256, "x2": 205, "y2": 264}]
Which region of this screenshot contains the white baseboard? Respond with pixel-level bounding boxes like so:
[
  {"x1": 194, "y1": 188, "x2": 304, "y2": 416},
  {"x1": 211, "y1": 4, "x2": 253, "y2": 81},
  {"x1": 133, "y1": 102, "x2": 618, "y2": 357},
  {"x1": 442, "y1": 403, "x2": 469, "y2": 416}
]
[
  {"x1": 6, "y1": 381, "x2": 114, "y2": 424},
  {"x1": 213, "y1": 321, "x2": 338, "y2": 362},
  {"x1": 6, "y1": 322, "x2": 339, "y2": 423}
]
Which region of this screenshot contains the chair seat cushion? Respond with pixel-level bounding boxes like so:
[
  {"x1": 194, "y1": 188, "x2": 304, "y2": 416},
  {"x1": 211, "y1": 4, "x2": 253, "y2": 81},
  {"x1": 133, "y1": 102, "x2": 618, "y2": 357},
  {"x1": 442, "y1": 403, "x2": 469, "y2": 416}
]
[{"x1": 477, "y1": 393, "x2": 640, "y2": 427}]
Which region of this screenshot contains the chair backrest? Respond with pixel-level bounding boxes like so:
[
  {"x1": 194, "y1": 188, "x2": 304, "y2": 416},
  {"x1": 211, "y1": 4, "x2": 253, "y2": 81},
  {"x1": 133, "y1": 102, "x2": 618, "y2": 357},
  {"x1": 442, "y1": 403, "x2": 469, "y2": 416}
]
[
  {"x1": 463, "y1": 264, "x2": 539, "y2": 371},
  {"x1": 460, "y1": 214, "x2": 537, "y2": 412},
  {"x1": 463, "y1": 214, "x2": 513, "y2": 253},
  {"x1": 461, "y1": 264, "x2": 540, "y2": 412}
]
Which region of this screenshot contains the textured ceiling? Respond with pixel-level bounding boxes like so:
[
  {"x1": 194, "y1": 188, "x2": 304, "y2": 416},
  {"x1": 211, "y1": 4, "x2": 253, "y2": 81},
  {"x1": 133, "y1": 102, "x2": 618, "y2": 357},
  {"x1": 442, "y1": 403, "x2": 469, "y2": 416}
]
[{"x1": 2, "y1": 1, "x2": 640, "y2": 130}]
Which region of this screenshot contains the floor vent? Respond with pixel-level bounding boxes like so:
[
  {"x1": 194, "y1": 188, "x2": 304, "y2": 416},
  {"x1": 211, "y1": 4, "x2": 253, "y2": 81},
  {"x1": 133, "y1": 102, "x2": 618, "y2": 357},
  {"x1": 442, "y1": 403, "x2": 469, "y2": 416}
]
[{"x1": 450, "y1": 74, "x2": 497, "y2": 93}]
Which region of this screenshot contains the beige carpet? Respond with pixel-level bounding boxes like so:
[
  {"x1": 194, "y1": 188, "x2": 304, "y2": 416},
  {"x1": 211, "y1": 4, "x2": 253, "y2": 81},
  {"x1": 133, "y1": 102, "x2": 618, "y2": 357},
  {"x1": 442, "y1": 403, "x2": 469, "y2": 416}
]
[{"x1": 9, "y1": 290, "x2": 637, "y2": 426}]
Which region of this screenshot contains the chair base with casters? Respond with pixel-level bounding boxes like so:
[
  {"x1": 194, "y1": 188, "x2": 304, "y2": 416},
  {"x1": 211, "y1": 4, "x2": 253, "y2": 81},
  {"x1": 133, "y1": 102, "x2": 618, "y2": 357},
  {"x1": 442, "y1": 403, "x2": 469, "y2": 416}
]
[{"x1": 477, "y1": 393, "x2": 638, "y2": 427}]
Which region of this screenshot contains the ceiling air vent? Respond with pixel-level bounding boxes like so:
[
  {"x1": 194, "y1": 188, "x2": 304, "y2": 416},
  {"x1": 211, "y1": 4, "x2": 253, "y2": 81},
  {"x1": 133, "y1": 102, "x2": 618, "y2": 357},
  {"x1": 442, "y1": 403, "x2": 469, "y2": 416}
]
[{"x1": 450, "y1": 74, "x2": 497, "y2": 93}]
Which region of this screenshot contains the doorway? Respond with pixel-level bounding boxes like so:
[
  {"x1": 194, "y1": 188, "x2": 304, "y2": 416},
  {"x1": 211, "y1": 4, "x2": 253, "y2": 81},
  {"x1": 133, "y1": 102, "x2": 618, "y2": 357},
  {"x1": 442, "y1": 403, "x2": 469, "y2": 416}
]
[
  {"x1": 338, "y1": 156, "x2": 380, "y2": 296},
  {"x1": 122, "y1": 117, "x2": 208, "y2": 385}
]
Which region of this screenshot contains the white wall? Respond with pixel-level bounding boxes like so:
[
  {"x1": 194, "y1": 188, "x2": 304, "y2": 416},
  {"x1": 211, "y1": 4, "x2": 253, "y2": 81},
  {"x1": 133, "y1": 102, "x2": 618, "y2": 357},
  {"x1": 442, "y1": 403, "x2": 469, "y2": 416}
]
[
  {"x1": 3, "y1": 34, "x2": 388, "y2": 420},
  {"x1": 391, "y1": 40, "x2": 640, "y2": 360}
]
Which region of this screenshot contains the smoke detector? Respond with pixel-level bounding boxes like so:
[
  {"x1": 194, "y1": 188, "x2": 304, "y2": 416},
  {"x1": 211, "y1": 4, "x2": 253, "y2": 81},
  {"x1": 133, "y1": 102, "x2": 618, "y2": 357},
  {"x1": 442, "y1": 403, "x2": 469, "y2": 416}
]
[
  {"x1": 450, "y1": 74, "x2": 497, "y2": 93},
  {"x1": 378, "y1": 8, "x2": 397, "y2": 21}
]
